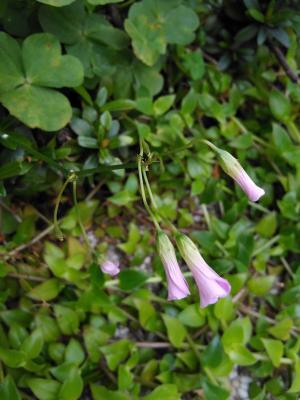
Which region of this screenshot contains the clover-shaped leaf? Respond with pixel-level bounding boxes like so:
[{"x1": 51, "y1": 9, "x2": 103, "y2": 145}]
[
  {"x1": 39, "y1": 0, "x2": 129, "y2": 77},
  {"x1": 39, "y1": 0, "x2": 163, "y2": 98},
  {"x1": 0, "y1": 32, "x2": 83, "y2": 131},
  {"x1": 125, "y1": 0, "x2": 199, "y2": 66}
]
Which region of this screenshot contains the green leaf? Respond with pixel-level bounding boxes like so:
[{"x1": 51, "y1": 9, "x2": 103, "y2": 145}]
[
  {"x1": 181, "y1": 50, "x2": 205, "y2": 81},
  {"x1": 21, "y1": 329, "x2": 44, "y2": 359},
  {"x1": 262, "y1": 338, "x2": 283, "y2": 367},
  {"x1": 0, "y1": 85, "x2": 72, "y2": 132},
  {"x1": 162, "y1": 314, "x2": 187, "y2": 348},
  {"x1": 268, "y1": 319, "x2": 293, "y2": 341},
  {"x1": 0, "y1": 348, "x2": 25, "y2": 368},
  {"x1": 28, "y1": 278, "x2": 63, "y2": 301},
  {"x1": 288, "y1": 358, "x2": 300, "y2": 393},
  {"x1": 247, "y1": 276, "x2": 275, "y2": 296},
  {"x1": 54, "y1": 305, "x2": 79, "y2": 335},
  {"x1": 202, "y1": 380, "x2": 230, "y2": 400},
  {"x1": 0, "y1": 376, "x2": 21, "y2": 400},
  {"x1": 125, "y1": 0, "x2": 199, "y2": 66},
  {"x1": 255, "y1": 212, "x2": 277, "y2": 238},
  {"x1": 227, "y1": 344, "x2": 256, "y2": 366},
  {"x1": 100, "y1": 340, "x2": 131, "y2": 371},
  {"x1": 202, "y1": 336, "x2": 224, "y2": 368},
  {"x1": 27, "y1": 379, "x2": 60, "y2": 400},
  {"x1": 22, "y1": 33, "x2": 83, "y2": 87},
  {"x1": 119, "y1": 269, "x2": 147, "y2": 291},
  {"x1": 36, "y1": 0, "x2": 76, "y2": 5},
  {"x1": 178, "y1": 304, "x2": 205, "y2": 328},
  {"x1": 39, "y1": 3, "x2": 128, "y2": 78},
  {"x1": 0, "y1": 161, "x2": 31, "y2": 180},
  {"x1": 59, "y1": 367, "x2": 83, "y2": 400},
  {"x1": 0, "y1": 32, "x2": 24, "y2": 92},
  {"x1": 153, "y1": 95, "x2": 175, "y2": 116},
  {"x1": 65, "y1": 339, "x2": 85, "y2": 365},
  {"x1": 0, "y1": 32, "x2": 83, "y2": 131},
  {"x1": 269, "y1": 91, "x2": 291, "y2": 122},
  {"x1": 90, "y1": 384, "x2": 130, "y2": 400},
  {"x1": 143, "y1": 384, "x2": 180, "y2": 400}
]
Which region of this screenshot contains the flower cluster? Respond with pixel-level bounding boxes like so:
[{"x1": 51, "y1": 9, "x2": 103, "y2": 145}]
[
  {"x1": 158, "y1": 231, "x2": 231, "y2": 308},
  {"x1": 157, "y1": 148, "x2": 265, "y2": 307},
  {"x1": 100, "y1": 146, "x2": 265, "y2": 308}
]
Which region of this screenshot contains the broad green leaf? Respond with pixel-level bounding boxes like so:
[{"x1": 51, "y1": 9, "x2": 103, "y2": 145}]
[
  {"x1": 143, "y1": 384, "x2": 180, "y2": 400},
  {"x1": 36, "y1": 0, "x2": 76, "y2": 5},
  {"x1": 27, "y1": 379, "x2": 60, "y2": 400},
  {"x1": 125, "y1": 0, "x2": 199, "y2": 66},
  {"x1": 0, "y1": 348, "x2": 25, "y2": 368},
  {"x1": 22, "y1": 33, "x2": 83, "y2": 87},
  {"x1": 247, "y1": 276, "x2": 275, "y2": 296},
  {"x1": 0, "y1": 161, "x2": 31, "y2": 180},
  {"x1": 119, "y1": 269, "x2": 147, "y2": 290},
  {"x1": 262, "y1": 338, "x2": 283, "y2": 367},
  {"x1": 100, "y1": 339, "x2": 131, "y2": 371},
  {"x1": 227, "y1": 344, "x2": 256, "y2": 366},
  {"x1": 65, "y1": 338, "x2": 85, "y2": 365},
  {"x1": 154, "y1": 95, "x2": 175, "y2": 116},
  {"x1": 255, "y1": 212, "x2": 277, "y2": 238},
  {"x1": 288, "y1": 358, "x2": 300, "y2": 393},
  {"x1": 0, "y1": 32, "x2": 23, "y2": 92},
  {"x1": 90, "y1": 384, "x2": 130, "y2": 400},
  {"x1": 269, "y1": 91, "x2": 291, "y2": 122},
  {"x1": 0, "y1": 32, "x2": 83, "y2": 131},
  {"x1": 0, "y1": 375, "x2": 21, "y2": 400},
  {"x1": 28, "y1": 278, "x2": 63, "y2": 301},
  {"x1": 54, "y1": 305, "x2": 79, "y2": 335},
  {"x1": 162, "y1": 314, "x2": 187, "y2": 348},
  {"x1": 202, "y1": 380, "x2": 230, "y2": 400},
  {"x1": 202, "y1": 336, "x2": 224, "y2": 368},
  {"x1": 178, "y1": 304, "x2": 205, "y2": 328},
  {"x1": 59, "y1": 368, "x2": 83, "y2": 400},
  {"x1": 21, "y1": 329, "x2": 44, "y2": 359},
  {"x1": 268, "y1": 318, "x2": 293, "y2": 341},
  {"x1": 0, "y1": 85, "x2": 72, "y2": 131}
]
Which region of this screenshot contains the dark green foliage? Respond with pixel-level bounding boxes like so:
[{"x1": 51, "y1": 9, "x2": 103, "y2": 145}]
[{"x1": 1, "y1": 0, "x2": 300, "y2": 399}]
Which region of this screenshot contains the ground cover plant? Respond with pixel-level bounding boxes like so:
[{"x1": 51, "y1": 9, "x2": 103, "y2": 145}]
[{"x1": 1, "y1": 0, "x2": 300, "y2": 399}]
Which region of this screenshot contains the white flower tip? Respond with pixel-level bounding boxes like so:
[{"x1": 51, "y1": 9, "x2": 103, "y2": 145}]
[
  {"x1": 248, "y1": 186, "x2": 265, "y2": 202},
  {"x1": 168, "y1": 285, "x2": 190, "y2": 301}
]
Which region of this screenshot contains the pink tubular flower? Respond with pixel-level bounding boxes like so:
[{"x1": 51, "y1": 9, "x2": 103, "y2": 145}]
[
  {"x1": 157, "y1": 231, "x2": 190, "y2": 301},
  {"x1": 101, "y1": 260, "x2": 120, "y2": 276},
  {"x1": 176, "y1": 234, "x2": 231, "y2": 308},
  {"x1": 217, "y1": 149, "x2": 265, "y2": 202}
]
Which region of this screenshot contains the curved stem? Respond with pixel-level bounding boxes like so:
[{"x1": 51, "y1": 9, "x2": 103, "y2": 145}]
[
  {"x1": 72, "y1": 178, "x2": 92, "y2": 252},
  {"x1": 53, "y1": 175, "x2": 73, "y2": 241},
  {"x1": 142, "y1": 166, "x2": 158, "y2": 210},
  {"x1": 137, "y1": 140, "x2": 160, "y2": 231}
]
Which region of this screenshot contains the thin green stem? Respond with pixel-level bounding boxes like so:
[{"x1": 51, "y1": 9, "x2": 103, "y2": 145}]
[
  {"x1": 142, "y1": 166, "x2": 158, "y2": 210},
  {"x1": 72, "y1": 178, "x2": 92, "y2": 252},
  {"x1": 53, "y1": 175, "x2": 73, "y2": 241},
  {"x1": 201, "y1": 139, "x2": 220, "y2": 153},
  {"x1": 252, "y1": 235, "x2": 280, "y2": 257},
  {"x1": 231, "y1": 116, "x2": 248, "y2": 134},
  {"x1": 137, "y1": 153, "x2": 160, "y2": 231}
]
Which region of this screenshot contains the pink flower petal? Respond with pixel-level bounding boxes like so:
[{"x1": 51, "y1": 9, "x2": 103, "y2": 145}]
[
  {"x1": 101, "y1": 260, "x2": 120, "y2": 276},
  {"x1": 157, "y1": 231, "x2": 190, "y2": 301}
]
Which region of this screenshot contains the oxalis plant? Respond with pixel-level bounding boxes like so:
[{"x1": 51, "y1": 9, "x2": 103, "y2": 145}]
[
  {"x1": 2, "y1": 0, "x2": 300, "y2": 399},
  {"x1": 52, "y1": 137, "x2": 265, "y2": 308}
]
